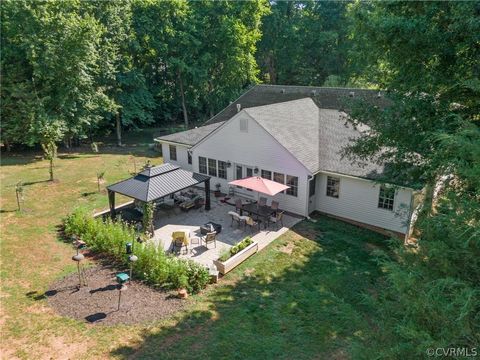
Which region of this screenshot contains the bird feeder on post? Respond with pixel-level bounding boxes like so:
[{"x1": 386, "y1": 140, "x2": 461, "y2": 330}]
[
  {"x1": 126, "y1": 242, "x2": 133, "y2": 255},
  {"x1": 128, "y1": 255, "x2": 138, "y2": 283},
  {"x1": 72, "y1": 252, "x2": 88, "y2": 288},
  {"x1": 71, "y1": 239, "x2": 88, "y2": 288},
  {"x1": 116, "y1": 273, "x2": 129, "y2": 311}
]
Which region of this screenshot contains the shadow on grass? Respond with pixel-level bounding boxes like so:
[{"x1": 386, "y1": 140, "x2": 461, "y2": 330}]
[
  {"x1": 110, "y1": 215, "x2": 389, "y2": 360},
  {"x1": 1, "y1": 144, "x2": 158, "y2": 167},
  {"x1": 26, "y1": 288, "x2": 76, "y2": 301},
  {"x1": 81, "y1": 191, "x2": 97, "y2": 197},
  {"x1": 0, "y1": 209, "x2": 17, "y2": 213}
]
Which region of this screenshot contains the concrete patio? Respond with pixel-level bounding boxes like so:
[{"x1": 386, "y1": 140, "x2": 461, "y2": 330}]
[{"x1": 151, "y1": 196, "x2": 302, "y2": 267}]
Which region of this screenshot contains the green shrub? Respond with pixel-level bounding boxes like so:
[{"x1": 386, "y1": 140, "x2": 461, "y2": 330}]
[{"x1": 63, "y1": 208, "x2": 210, "y2": 293}]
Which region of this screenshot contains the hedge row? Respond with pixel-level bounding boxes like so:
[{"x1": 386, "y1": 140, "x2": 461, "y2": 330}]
[{"x1": 63, "y1": 208, "x2": 210, "y2": 293}]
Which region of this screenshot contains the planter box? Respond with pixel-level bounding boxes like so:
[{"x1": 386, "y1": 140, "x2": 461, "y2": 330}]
[{"x1": 213, "y1": 242, "x2": 258, "y2": 275}]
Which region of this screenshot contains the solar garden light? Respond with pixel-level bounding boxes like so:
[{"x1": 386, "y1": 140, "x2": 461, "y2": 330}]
[{"x1": 116, "y1": 273, "x2": 129, "y2": 311}]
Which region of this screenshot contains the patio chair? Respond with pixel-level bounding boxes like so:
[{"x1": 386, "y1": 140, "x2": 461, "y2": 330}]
[
  {"x1": 245, "y1": 216, "x2": 260, "y2": 231},
  {"x1": 228, "y1": 211, "x2": 242, "y2": 227},
  {"x1": 271, "y1": 200, "x2": 279, "y2": 213},
  {"x1": 203, "y1": 232, "x2": 217, "y2": 249},
  {"x1": 239, "y1": 215, "x2": 250, "y2": 230},
  {"x1": 259, "y1": 197, "x2": 267, "y2": 207},
  {"x1": 268, "y1": 211, "x2": 284, "y2": 230},
  {"x1": 172, "y1": 230, "x2": 189, "y2": 254},
  {"x1": 235, "y1": 198, "x2": 243, "y2": 212}
]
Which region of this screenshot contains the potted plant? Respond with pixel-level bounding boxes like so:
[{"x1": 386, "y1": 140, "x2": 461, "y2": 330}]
[
  {"x1": 214, "y1": 183, "x2": 222, "y2": 197},
  {"x1": 177, "y1": 274, "x2": 189, "y2": 299}
]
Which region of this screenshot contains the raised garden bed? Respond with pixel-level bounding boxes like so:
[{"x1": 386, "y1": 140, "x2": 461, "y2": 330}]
[{"x1": 214, "y1": 238, "x2": 258, "y2": 275}]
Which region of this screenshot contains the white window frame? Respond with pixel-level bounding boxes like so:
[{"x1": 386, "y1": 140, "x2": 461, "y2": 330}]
[
  {"x1": 378, "y1": 185, "x2": 395, "y2": 211},
  {"x1": 199, "y1": 156, "x2": 207, "y2": 174},
  {"x1": 326, "y1": 176, "x2": 340, "y2": 198},
  {"x1": 286, "y1": 175, "x2": 298, "y2": 197}
]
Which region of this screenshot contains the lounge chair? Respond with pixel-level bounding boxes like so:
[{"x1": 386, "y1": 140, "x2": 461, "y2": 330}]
[{"x1": 259, "y1": 197, "x2": 267, "y2": 207}]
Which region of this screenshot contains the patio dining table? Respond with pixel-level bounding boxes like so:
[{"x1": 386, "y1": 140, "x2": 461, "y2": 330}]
[{"x1": 240, "y1": 202, "x2": 276, "y2": 228}]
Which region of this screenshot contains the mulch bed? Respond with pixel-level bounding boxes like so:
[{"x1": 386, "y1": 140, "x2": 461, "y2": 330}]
[{"x1": 47, "y1": 265, "x2": 185, "y2": 325}]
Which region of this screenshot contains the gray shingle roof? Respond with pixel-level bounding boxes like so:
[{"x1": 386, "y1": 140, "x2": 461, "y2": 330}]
[
  {"x1": 154, "y1": 85, "x2": 388, "y2": 180},
  {"x1": 107, "y1": 164, "x2": 210, "y2": 202},
  {"x1": 155, "y1": 121, "x2": 224, "y2": 146},
  {"x1": 244, "y1": 98, "x2": 384, "y2": 177},
  {"x1": 205, "y1": 84, "x2": 388, "y2": 125}
]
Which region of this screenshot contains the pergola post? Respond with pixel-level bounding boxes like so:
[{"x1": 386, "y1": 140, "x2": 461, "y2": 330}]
[
  {"x1": 204, "y1": 178, "x2": 211, "y2": 211},
  {"x1": 108, "y1": 189, "x2": 116, "y2": 219}
]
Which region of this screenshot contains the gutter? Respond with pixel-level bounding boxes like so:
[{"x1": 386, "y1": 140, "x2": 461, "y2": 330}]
[
  {"x1": 154, "y1": 138, "x2": 193, "y2": 148},
  {"x1": 313, "y1": 169, "x2": 416, "y2": 191}
]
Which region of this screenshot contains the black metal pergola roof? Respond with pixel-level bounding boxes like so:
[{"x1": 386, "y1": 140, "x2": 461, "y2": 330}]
[{"x1": 107, "y1": 163, "x2": 211, "y2": 202}]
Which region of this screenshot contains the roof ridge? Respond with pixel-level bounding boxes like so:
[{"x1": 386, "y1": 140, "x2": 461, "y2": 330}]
[
  {"x1": 254, "y1": 84, "x2": 381, "y2": 92},
  {"x1": 204, "y1": 85, "x2": 257, "y2": 125},
  {"x1": 243, "y1": 97, "x2": 315, "y2": 111}
]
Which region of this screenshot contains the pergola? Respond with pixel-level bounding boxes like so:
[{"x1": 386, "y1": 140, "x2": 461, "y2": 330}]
[{"x1": 106, "y1": 163, "x2": 211, "y2": 219}]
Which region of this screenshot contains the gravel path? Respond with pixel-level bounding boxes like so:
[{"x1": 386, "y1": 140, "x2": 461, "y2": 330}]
[{"x1": 47, "y1": 265, "x2": 185, "y2": 325}]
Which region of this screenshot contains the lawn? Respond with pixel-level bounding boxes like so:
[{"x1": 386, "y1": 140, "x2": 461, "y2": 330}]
[{"x1": 0, "y1": 137, "x2": 389, "y2": 359}]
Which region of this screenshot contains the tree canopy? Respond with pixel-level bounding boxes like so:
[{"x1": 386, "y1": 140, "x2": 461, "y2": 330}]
[{"x1": 1, "y1": 0, "x2": 268, "y2": 148}]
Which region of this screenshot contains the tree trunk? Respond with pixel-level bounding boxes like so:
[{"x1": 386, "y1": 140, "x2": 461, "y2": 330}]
[
  {"x1": 5, "y1": 140, "x2": 11, "y2": 152},
  {"x1": 178, "y1": 71, "x2": 188, "y2": 129},
  {"x1": 267, "y1": 53, "x2": 276, "y2": 84},
  {"x1": 16, "y1": 189, "x2": 21, "y2": 211},
  {"x1": 116, "y1": 112, "x2": 122, "y2": 146},
  {"x1": 49, "y1": 157, "x2": 54, "y2": 181}
]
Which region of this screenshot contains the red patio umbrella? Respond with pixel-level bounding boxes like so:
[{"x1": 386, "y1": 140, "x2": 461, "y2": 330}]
[{"x1": 229, "y1": 176, "x2": 290, "y2": 197}]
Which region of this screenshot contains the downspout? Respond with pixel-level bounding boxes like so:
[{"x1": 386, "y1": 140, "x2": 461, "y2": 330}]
[
  {"x1": 404, "y1": 191, "x2": 415, "y2": 244},
  {"x1": 305, "y1": 174, "x2": 314, "y2": 219}
]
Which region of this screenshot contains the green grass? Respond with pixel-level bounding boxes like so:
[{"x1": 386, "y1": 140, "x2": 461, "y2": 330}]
[
  {"x1": 0, "y1": 135, "x2": 389, "y2": 359},
  {"x1": 112, "y1": 216, "x2": 387, "y2": 359}
]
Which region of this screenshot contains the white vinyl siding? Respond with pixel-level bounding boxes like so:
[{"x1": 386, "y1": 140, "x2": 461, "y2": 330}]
[
  {"x1": 315, "y1": 173, "x2": 412, "y2": 234},
  {"x1": 192, "y1": 112, "x2": 310, "y2": 216},
  {"x1": 160, "y1": 142, "x2": 192, "y2": 170}
]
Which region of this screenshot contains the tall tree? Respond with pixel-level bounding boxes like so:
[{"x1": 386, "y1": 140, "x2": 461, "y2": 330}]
[
  {"x1": 87, "y1": 0, "x2": 155, "y2": 146},
  {"x1": 257, "y1": 1, "x2": 350, "y2": 86},
  {"x1": 1, "y1": 0, "x2": 114, "y2": 148},
  {"x1": 345, "y1": 2, "x2": 480, "y2": 357},
  {"x1": 192, "y1": 0, "x2": 269, "y2": 117}
]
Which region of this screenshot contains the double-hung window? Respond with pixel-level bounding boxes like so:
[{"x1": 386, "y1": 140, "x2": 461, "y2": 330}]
[
  {"x1": 198, "y1": 157, "x2": 207, "y2": 174},
  {"x1": 326, "y1": 176, "x2": 340, "y2": 198},
  {"x1": 378, "y1": 185, "x2": 395, "y2": 210},
  {"x1": 169, "y1": 145, "x2": 177, "y2": 161},
  {"x1": 208, "y1": 158, "x2": 217, "y2": 177},
  {"x1": 218, "y1": 161, "x2": 227, "y2": 179},
  {"x1": 286, "y1": 175, "x2": 298, "y2": 197},
  {"x1": 261, "y1": 170, "x2": 272, "y2": 180}
]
